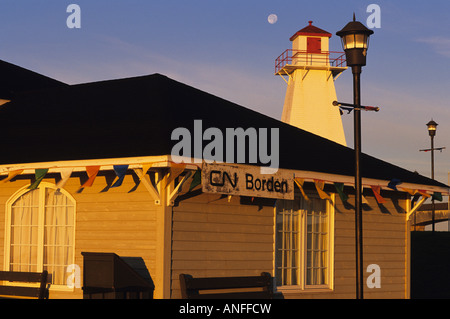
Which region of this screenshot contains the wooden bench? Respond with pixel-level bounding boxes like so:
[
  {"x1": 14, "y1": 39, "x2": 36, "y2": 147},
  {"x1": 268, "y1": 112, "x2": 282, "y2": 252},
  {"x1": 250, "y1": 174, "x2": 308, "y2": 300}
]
[
  {"x1": 0, "y1": 270, "x2": 49, "y2": 299},
  {"x1": 179, "y1": 272, "x2": 273, "y2": 299}
]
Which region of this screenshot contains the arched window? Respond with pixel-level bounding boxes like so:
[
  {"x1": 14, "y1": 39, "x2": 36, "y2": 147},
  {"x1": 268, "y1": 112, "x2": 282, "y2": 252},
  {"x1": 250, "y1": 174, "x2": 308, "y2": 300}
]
[{"x1": 5, "y1": 183, "x2": 76, "y2": 287}]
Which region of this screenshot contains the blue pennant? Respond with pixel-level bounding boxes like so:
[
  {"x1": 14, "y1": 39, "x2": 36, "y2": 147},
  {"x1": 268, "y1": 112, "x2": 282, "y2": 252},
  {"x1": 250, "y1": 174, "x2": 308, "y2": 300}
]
[
  {"x1": 387, "y1": 178, "x2": 402, "y2": 191},
  {"x1": 111, "y1": 165, "x2": 129, "y2": 188}
]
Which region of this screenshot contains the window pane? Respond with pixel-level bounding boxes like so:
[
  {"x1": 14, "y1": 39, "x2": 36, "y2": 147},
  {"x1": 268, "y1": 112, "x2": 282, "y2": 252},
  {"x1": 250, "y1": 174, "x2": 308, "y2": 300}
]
[
  {"x1": 10, "y1": 189, "x2": 40, "y2": 272},
  {"x1": 44, "y1": 188, "x2": 75, "y2": 285},
  {"x1": 275, "y1": 200, "x2": 300, "y2": 286},
  {"x1": 305, "y1": 198, "x2": 328, "y2": 286}
]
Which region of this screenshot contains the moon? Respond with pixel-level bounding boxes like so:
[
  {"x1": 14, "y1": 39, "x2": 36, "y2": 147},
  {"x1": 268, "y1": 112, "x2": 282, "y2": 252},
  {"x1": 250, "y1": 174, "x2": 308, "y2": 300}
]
[{"x1": 268, "y1": 14, "x2": 278, "y2": 24}]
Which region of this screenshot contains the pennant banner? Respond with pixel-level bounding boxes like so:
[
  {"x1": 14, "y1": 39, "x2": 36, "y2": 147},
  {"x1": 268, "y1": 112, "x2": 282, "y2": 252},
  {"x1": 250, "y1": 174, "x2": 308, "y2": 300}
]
[
  {"x1": 2, "y1": 160, "x2": 446, "y2": 201},
  {"x1": 388, "y1": 179, "x2": 402, "y2": 191},
  {"x1": 81, "y1": 166, "x2": 101, "y2": 188},
  {"x1": 3, "y1": 169, "x2": 23, "y2": 183},
  {"x1": 334, "y1": 182, "x2": 348, "y2": 202},
  {"x1": 111, "y1": 165, "x2": 129, "y2": 188},
  {"x1": 370, "y1": 185, "x2": 386, "y2": 204},
  {"x1": 314, "y1": 180, "x2": 332, "y2": 201},
  {"x1": 28, "y1": 169, "x2": 49, "y2": 190},
  {"x1": 432, "y1": 192, "x2": 443, "y2": 201},
  {"x1": 294, "y1": 178, "x2": 309, "y2": 201},
  {"x1": 400, "y1": 187, "x2": 417, "y2": 196},
  {"x1": 362, "y1": 194, "x2": 369, "y2": 205},
  {"x1": 56, "y1": 168, "x2": 74, "y2": 189}
]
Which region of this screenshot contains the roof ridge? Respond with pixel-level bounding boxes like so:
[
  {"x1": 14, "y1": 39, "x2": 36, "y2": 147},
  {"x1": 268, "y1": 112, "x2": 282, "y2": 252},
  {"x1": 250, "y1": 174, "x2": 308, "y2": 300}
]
[{"x1": 290, "y1": 21, "x2": 332, "y2": 41}]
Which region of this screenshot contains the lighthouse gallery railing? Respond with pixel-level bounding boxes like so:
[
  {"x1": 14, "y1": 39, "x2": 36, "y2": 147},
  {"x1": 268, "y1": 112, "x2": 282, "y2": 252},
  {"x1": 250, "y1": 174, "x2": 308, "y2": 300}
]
[{"x1": 275, "y1": 49, "x2": 346, "y2": 74}]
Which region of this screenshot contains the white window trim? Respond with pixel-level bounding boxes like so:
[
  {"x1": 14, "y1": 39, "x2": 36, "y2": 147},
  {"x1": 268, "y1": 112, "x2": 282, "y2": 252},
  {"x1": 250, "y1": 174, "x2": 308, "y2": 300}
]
[
  {"x1": 4, "y1": 182, "x2": 76, "y2": 291},
  {"x1": 274, "y1": 193, "x2": 335, "y2": 293}
]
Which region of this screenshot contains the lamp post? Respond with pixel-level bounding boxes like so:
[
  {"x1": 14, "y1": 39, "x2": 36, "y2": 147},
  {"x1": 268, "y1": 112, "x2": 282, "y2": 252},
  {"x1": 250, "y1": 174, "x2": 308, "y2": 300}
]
[
  {"x1": 427, "y1": 120, "x2": 438, "y2": 232},
  {"x1": 336, "y1": 15, "x2": 373, "y2": 300}
]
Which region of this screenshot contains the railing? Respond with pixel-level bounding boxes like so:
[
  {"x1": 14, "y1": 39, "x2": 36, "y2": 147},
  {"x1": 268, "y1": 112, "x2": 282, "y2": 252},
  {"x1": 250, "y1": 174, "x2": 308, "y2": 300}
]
[{"x1": 275, "y1": 49, "x2": 346, "y2": 74}]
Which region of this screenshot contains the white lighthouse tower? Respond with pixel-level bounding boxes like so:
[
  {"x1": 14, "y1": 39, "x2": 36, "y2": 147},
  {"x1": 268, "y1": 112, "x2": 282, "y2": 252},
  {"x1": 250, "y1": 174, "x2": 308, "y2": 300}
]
[{"x1": 275, "y1": 21, "x2": 347, "y2": 146}]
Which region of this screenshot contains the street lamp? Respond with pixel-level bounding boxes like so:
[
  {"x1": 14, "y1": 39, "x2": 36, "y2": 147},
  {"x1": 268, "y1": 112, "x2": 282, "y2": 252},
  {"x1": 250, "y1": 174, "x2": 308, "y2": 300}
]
[
  {"x1": 336, "y1": 15, "x2": 374, "y2": 300},
  {"x1": 427, "y1": 120, "x2": 437, "y2": 138},
  {"x1": 419, "y1": 120, "x2": 445, "y2": 231},
  {"x1": 427, "y1": 120, "x2": 438, "y2": 231}
]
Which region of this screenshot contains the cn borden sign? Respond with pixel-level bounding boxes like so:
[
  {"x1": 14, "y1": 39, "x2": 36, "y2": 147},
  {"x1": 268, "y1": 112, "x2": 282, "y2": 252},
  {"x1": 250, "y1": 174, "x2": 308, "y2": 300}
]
[{"x1": 202, "y1": 163, "x2": 294, "y2": 200}]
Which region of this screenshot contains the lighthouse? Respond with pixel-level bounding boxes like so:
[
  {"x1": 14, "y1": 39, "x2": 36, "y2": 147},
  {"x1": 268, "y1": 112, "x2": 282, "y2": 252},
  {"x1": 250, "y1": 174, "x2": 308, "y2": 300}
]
[{"x1": 275, "y1": 21, "x2": 347, "y2": 146}]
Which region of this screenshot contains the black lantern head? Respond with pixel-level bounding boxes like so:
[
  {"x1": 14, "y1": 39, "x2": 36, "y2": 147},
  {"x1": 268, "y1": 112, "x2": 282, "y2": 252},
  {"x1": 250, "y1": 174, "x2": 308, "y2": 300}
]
[
  {"x1": 427, "y1": 120, "x2": 438, "y2": 137},
  {"x1": 336, "y1": 14, "x2": 374, "y2": 67}
]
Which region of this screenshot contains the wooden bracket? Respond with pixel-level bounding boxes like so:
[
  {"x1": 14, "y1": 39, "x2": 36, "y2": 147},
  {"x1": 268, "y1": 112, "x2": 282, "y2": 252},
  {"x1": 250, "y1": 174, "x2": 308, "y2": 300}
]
[
  {"x1": 134, "y1": 167, "x2": 194, "y2": 207},
  {"x1": 168, "y1": 171, "x2": 193, "y2": 206},
  {"x1": 133, "y1": 168, "x2": 161, "y2": 205},
  {"x1": 406, "y1": 195, "x2": 428, "y2": 221}
]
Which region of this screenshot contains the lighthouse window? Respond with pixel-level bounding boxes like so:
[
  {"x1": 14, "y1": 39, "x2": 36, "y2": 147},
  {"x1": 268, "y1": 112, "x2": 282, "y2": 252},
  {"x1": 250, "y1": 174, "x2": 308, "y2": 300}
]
[{"x1": 275, "y1": 195, "x2": 334, "y2": 290}]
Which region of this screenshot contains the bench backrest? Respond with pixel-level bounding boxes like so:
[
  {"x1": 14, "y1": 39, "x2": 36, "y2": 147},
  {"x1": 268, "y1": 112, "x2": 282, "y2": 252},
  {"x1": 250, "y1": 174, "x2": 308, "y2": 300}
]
[
  {"x1": 0, "y1": 270, "x2": 49, "y2": 299},
  {"x1": 179, "y1": 272, "x2": 273, "y2": 299}
]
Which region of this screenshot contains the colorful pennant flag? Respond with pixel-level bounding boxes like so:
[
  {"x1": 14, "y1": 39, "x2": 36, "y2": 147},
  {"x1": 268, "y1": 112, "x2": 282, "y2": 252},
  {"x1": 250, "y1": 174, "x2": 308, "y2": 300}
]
[
  {"x1": 140, "y1": 163, "x2": 154, "y2": 180},
  {"x1": 400, "y1": 187, "x2": 417, "y2": 196},
  {"x1": 28, "y1": 169, "x2": 49, "y2": 190},
  {"x1": 81, "y1": 166, "x2": 101, "y2": 188},
  {"x1": 2, "y1": 169, "x2": 23, "y2": 183},
  {"x1": 294, "y1": 178, "x2": 309, "y2": 201},
  {"x1": 111, "y1": 165, "x2": 129, "y2": 188},
  {"x1": 432, "y1": 192, "x2": 443, "y2": 201},
  {"x1": 387, "y1": 179, "x2": 402, "y2": 191},
  {"x1": 314, "y1": 180, "x2": 332, "y2": 201},
  {"x1": 362, "y1": 194, "x2": 369, "y2": 205},
  {"x1": 56, "y1": 168, "x2": 73, "y2": 189},
  {"x1": 370, "y1": 185, "x2": 386, "y2": 204},
  {"x1": 334, "y1": 182, "x2": 348, "y2": 202}
]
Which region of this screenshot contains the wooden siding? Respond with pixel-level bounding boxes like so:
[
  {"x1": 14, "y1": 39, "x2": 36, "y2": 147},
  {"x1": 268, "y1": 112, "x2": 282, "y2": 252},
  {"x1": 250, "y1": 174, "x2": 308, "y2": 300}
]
[
  {"x1": 1, "y1": 173, "x2": 411, "y2": 299},
  {"x1": 0, "y1": 173, "x2": 158, "y2": 299},
  {"x1": 171, "y1": 194, "x2": 275, "y2": 299},
  {"x1": 171, "y1": 187, "x2": 410, "y2": 299},
  {"x1": 281, "y1": 187, "x2": 409, "y2": 299}
]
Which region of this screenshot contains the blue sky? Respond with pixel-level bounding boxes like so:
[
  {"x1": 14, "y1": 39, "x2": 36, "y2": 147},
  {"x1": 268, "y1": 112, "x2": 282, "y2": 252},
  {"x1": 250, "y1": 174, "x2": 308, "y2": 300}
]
[{"x1": 1, "y1": 1, "x2": 450, "y2": 185}]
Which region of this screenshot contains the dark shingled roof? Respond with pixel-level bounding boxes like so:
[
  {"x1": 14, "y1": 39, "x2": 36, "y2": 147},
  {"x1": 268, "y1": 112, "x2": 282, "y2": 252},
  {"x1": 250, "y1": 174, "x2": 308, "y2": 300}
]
[
  {"x1": 0, "y1": 62, "x2": 446, "y2": 189},
  {"x1": 0, "y1": 60, "x2": 67, "y2": 99}
]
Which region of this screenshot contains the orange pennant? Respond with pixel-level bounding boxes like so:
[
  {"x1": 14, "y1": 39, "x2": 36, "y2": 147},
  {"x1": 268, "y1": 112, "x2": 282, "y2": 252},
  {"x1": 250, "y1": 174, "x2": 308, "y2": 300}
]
[
  {"x1": 400, "y1": 187, "x2": 417, "y2": 196},
  {"x1": 370, "y1": 185, "x2": 386, "y2": 204},
  {"x1": 81, "y1": 166, "x2": 100, "y2": 188}
]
